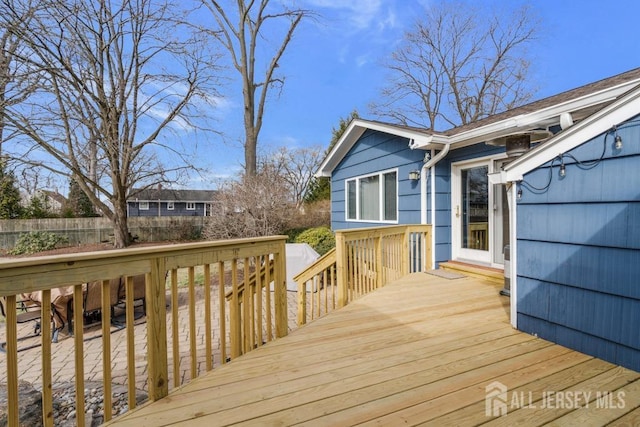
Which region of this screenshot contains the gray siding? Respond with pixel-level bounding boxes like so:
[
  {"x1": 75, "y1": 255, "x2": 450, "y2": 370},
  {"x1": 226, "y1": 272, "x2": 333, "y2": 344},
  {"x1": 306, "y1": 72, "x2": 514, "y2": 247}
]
[
  {"x1": 516, "y1": 116, "x2": 640, "y2": 371},
  {"x1": 128, "y1": 201, "x2": 208, "y2": 217}
]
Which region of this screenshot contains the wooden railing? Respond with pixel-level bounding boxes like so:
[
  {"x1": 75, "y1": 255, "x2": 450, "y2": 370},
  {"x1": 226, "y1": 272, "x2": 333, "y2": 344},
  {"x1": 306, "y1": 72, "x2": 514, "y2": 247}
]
[
  {"x1": 468, "y1": 222, "x2": 489, "y2": 250},
  {"x1": 225, "y1": 258, "x2": 276, "y2": 357},
  {"x1": 294, "y1": 248, "x2": 337, "y2": 325},
  {"x1": 295, "y1": 225, "x2": 431, "y2": 325},
  {"x1": 0, "y1": 236, "x2": 288, "y2": 426}
]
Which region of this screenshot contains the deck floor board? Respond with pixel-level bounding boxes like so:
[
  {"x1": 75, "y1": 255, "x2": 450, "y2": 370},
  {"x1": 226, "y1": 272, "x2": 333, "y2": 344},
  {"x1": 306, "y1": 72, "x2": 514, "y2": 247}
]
[{"x1": 107, "y1": 273, "x2": 640, "y2": 426}]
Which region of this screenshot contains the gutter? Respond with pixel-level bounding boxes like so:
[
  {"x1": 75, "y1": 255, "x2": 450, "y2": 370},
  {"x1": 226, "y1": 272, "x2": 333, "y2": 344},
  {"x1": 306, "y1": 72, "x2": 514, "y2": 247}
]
[{"x1": 418, "y1": 143, "x2": 450, "y2": 269}]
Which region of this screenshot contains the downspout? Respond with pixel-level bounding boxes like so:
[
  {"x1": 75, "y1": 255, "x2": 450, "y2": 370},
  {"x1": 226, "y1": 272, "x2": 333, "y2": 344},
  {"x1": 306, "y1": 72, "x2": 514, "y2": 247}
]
[
  {"x1": 419, "y1": 144, "x2": 450, "y2": 269},
  {"x1": 507, "y1": 181, "x2": 518, "y2": 328}
]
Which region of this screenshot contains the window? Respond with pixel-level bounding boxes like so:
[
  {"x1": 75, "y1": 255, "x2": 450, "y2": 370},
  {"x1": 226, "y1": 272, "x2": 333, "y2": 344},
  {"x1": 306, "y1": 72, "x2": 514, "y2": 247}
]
[
  {"x1": 167, "y1": 201, "x2": 175, "y2": 210},
  {"x1": 139, "y1": 201, "x2": 149, "y2": 210},
  {"x1": 186, "y1": 202, "x2": 196, "y2": 210},
  {"x1": 346, "y1": 170, "x2": 397, "y2": 222}
]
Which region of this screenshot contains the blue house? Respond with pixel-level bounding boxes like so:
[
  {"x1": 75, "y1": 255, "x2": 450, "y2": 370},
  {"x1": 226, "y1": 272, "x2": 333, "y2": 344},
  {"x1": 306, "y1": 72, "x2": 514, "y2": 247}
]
[
  {"x1": 126, "y1": 188, "x2": 217, "y2": 217},
  {"x1": 317, "y1": 68, "x2": 640, "y2": 372}
]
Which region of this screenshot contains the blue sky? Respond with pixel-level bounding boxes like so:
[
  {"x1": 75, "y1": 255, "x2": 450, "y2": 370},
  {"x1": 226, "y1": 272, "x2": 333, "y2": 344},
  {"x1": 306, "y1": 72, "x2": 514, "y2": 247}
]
[{"x1": 192, "y1": 0, "x2": 640, "y2": 186}]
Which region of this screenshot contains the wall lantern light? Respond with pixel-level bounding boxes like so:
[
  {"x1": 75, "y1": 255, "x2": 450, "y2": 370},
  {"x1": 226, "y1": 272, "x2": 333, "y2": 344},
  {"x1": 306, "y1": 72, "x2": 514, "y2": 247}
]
[
  {"x1": 409, "y1": 170, "x2": 420, "y2": 181},
  {"x1": 614, "y1": 134, "x2": 623, "y2": 150}
]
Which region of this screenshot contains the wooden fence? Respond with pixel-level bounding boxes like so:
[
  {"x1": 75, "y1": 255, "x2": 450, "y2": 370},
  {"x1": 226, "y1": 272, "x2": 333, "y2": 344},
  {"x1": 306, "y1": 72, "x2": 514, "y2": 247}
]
[{"x1": 0, "y1": 217, "x2": 207, "y2": 249}]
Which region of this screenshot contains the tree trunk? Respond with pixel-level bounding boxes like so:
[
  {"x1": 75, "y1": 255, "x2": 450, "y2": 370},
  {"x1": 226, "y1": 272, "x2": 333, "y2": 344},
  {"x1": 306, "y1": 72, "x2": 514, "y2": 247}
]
[
  {"x1": 244, "y1": 125, "x2": 257, "y2": 178},
  {"x1": 112, "y1": 200, "x2": 130, "y2": 248}
]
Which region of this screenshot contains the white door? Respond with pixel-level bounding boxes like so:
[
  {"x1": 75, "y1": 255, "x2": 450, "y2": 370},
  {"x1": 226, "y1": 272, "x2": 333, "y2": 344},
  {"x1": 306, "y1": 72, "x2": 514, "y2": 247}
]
[
  {"x1": 492, "y1": 159, "x2": 510, "y2": 265},
  {"x1": 452, "y1": 158, "x2": 508, "y2": 266},
  {"x1": 452, "y1": 160, "x2": 492, "y2": 264}
]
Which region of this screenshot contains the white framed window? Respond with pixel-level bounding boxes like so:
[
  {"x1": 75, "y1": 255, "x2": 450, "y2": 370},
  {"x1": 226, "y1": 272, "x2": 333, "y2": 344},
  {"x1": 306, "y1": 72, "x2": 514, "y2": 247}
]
[
  {"x1": 345, "y1": 169, "x2": 398, "y2": 222},
  {"x1": 167, "y1": 201, "x2": 175, "y2": 210},
  {"x1": 186, "y1": 202, "x2": 196, "y2": 210},
  {"x1": 139, "y1": 201, "x2": 149, "y2": 210}
]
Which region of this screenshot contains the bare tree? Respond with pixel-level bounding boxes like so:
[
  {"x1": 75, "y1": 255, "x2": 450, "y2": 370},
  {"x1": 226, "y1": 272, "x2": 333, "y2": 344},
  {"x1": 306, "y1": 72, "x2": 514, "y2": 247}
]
[
  {"x1": 204, "y1": 166, "x2": 294, "y2": 240},
  {"x1": 266, "y1": 146, "x2": 323, "y2": 210},
  {"x1": 199, "y1": 0, "x2": 310, "y2": 178},
  {"x1": 0, "y1": 0, "x2": 39, "y2": 156},
  {"x1": 2, "y1": 0, "x2": 220, "y2": 247},
  {"x1": 371, "y1": 2, "x2": 539, "y2": 130}
]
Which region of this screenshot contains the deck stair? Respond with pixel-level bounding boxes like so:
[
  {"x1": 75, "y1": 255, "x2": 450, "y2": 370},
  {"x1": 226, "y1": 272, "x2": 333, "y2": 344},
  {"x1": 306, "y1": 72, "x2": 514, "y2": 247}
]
[{"x1": 438, "y1": 261, "x2": 504, "y2": 285}]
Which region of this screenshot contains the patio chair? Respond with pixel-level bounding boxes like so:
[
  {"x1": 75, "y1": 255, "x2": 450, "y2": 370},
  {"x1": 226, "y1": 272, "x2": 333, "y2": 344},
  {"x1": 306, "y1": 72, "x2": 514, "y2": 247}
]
[
  {"x1": 0, "y1": 296, "x2": 42, "y2": 337},
  {"x1": 68, "y1": 278, "x2": 122, "y2": 335},
  {"x1": 0, "y1": 295, "x2": 63, "y2": 350},
  {"x1": 118, "y1": 274, "x2": 146, "y2": 316}
]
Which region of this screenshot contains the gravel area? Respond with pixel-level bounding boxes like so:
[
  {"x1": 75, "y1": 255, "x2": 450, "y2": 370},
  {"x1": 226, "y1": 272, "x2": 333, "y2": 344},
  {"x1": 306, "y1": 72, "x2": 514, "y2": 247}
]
[{"x1": 53, "y1": 381, "x2": 148, "y2": 426}]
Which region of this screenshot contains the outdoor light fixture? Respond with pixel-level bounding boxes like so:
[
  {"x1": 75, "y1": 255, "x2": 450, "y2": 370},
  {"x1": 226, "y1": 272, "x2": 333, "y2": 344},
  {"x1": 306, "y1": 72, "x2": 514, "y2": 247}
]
[
  {"x1": 486, "y1": 129, "x2": 552, "y2": 158},
  {"x1": 615, "y1": 133, "x2": 623, "y2": 150},
  {"x1": 409, "y1": 170, "x2": 420, "y2": 181},
  {"x1": 559, "y1": 157, "x2": 566, "y2": 177},
  {"x1": 517, "y1": 187, "x2": 523, "y2": 200},
  {"x1": 612, "y1": 125, "x2": 623, "y2": 150}
]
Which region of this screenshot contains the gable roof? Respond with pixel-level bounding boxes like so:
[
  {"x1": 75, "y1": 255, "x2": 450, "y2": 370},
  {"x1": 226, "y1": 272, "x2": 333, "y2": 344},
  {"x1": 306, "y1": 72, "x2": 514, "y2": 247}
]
[
  {"x1": 128, "y1": 188, "x2": 217, "y2": 202},
  {"x1": 443, "y1": 67, "x2": 640, "y2": 137},
  {"x1": 317, "y1": 68, "x2": 640, "y2": 177},
  {"x1": 40, "y1": 190, "x2": 67, "y2": 205},
  {"x1": 497, "y1": 81, "x2": 640, "y2": 182}
]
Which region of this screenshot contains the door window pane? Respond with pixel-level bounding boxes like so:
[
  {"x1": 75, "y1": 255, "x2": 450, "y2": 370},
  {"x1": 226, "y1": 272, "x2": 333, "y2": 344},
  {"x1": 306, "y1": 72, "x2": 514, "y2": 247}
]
[{"x1": 461, "y1": 166, "x2": 488, "y2": 251}]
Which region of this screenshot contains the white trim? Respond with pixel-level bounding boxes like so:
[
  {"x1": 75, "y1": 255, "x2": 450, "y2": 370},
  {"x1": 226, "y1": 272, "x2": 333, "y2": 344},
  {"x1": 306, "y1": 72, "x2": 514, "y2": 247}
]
[
  {"x1": 451, "y1": 159, "x2": 492, "y2": 264},
  {"x1": 419, "y1": 145, "x2": 450, "y2": 268},
  {"x1": 430, "y1": 152, "x2": 436, "y2": 269},
  {"x1": 451, "y1": 153, "x2": 509, "y2": 266},
  {"x1": 139, "y1": 201, "x2": 149, "y2": 210},
  {"x1": 345, "y1": 168, "x2": 399, "y2": 223},
  {"x1": 167, "y1": 201, "x2": 175, "y2": 210},
  {"x1": 508, "y1": 183, "x2": 518, "y2": 328},
  {"x1": 502, "y1": 86, "x2": 640, "y2": 181},
  {"x1": 318, "y1": 119, "x2": 433, "y2": 177},
  {"x1": 186, "y1": 202, "x2": 196, "y2": 210},
  {"x1": 420, "y1": 79, "x2": 640, "y2": 150},
  {"x1": 316, "y1": 77, "x2": 640, "y2": 177}
]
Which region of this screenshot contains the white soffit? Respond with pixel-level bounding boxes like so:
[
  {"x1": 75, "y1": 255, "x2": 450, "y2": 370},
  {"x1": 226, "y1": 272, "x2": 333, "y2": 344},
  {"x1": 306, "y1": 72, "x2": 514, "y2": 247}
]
[
  {"x1": 502, "y1": 85, "x2": 640, "y2": 182},
  {"x1": 316, "y1": 75, "x2": 640, "y2": 177},
  {"x1": 316, "y1": 119, "x2": 434, "y2": 176}
]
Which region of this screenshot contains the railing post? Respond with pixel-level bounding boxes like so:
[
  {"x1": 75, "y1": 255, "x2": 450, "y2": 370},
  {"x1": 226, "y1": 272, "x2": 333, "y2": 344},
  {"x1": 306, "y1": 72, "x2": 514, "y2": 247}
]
[
  {"x1": 274, "y1": 239, "x2": 288, "y2": 338},
  {"x1": 424, "y1": 227, "x2": 432, "y2": 271},
  {"x1": 336, "y1": 232, "x2": 348, "y2": 307},
  {"x1": 374, "y1": 235, "x2": 383, "y2": 288},
  {"x1": 5, "y1": 296, "x2": 18, "y2": 427},
  {"x1": 146, "y1": 256, "x2": 169, "y2": 401},
  {"x1": 297, "y1": 278, "x2": 307, "y2": 326},
  {"x1": 402, "y1": 228, "x2": 410, "y2": 276}
]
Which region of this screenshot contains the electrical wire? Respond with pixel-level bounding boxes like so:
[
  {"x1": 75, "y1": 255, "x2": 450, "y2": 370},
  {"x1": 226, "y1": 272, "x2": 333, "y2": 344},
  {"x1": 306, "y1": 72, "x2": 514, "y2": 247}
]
[{"x1": 518, "y1": 118, "x2": 640, "y2": 196}]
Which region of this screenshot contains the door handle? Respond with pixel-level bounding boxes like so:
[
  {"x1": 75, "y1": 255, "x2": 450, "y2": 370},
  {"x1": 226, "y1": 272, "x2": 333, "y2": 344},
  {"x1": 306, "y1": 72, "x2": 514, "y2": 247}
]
[{"x1": 455, "y1": 205, "x2": 460, "y2": 218}]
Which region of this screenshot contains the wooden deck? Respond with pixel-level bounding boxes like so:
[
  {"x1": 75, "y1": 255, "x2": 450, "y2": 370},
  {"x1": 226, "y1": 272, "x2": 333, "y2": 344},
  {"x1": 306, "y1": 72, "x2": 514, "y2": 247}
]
[{"x1": 107, "y1": 273, "x2": 640, "y2": 426}]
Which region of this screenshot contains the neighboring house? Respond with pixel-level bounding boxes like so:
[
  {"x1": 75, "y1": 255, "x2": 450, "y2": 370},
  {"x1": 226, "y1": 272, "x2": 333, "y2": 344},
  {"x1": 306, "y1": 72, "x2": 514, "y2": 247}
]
[
  {"x1": 127, "y1": 188, "x2": 217, "y2": 217},
  {"x1": 317, "y1": 68, "x2": 640, "y2": 372},
  {"x1": 40, "y1": 190, "x2": 68, "y2": 214}
]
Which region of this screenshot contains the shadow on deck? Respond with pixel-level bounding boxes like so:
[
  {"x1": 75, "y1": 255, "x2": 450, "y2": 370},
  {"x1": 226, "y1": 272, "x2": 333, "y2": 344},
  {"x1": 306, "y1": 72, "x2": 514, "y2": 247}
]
[{"x1": 106, "y1": 273, "x2": 640, "y2": 426}]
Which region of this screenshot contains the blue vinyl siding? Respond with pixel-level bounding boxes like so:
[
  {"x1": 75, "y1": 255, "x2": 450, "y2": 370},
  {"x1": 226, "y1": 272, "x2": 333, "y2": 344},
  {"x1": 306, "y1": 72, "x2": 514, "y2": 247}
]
[
  {"x1": 331, "y1": 128, "x2": 507, "y2": 267},
  {"x1": 516, "y1": 117, "x2": 640, "y2": 371},
  {"x1": 331, "y1": 129, "x2": 425, "y2": 230}
]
